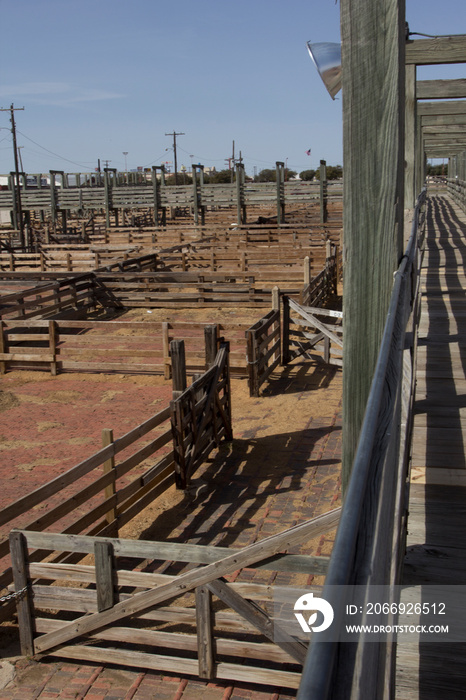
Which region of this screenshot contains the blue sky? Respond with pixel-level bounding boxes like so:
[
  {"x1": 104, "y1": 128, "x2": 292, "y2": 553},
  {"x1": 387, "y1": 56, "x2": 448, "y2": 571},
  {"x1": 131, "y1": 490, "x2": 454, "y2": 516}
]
[{"x1": 0, "y1": 0, "x2": 464, "y2": 176}]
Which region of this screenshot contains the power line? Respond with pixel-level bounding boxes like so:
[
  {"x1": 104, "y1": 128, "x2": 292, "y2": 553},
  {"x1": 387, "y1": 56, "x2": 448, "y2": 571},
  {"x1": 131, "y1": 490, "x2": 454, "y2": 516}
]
[{"x1": 16, "y1": 129, "x2": 93, "y2": 168}]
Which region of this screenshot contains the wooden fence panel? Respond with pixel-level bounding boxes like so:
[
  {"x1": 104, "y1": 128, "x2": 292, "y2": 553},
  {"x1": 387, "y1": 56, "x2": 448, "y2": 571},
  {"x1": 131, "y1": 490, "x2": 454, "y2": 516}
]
[
  {"x1": 171, "y1": 343, "x2": 232, "y2": 488},
  {"x1": 9, "y1": 508, "x2": 340, "y2": 688},
  {"x1": 246, "y1": 308, "x2": 281, "y2": 397}
]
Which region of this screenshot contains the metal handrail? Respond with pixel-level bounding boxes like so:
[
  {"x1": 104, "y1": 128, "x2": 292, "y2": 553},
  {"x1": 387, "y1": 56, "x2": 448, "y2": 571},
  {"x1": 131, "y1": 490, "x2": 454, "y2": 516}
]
[{"x1": 298, "y1": 188, "x2": 427, "y2": 699}]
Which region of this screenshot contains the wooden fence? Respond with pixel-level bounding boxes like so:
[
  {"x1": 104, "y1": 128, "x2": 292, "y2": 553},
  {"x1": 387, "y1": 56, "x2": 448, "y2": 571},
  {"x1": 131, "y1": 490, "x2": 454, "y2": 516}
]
[
  {"x1": 0, "y1": 248, "x2": 160, "y2": 274},
  {"x1": 0, "y1": 317, "x2": 250, "y2": 377},
  {"x1": 9, "y1": 509, "x2": 340, "y2": 690},
  {"x1": 0, "y1": 272, "x2": 106, "y2": 320},
  {"x1": 95, "y1": 272, "x2": 283, "y2": 308},
  {"x1": 0, "y1": 164, "x2": 341, "y2": 230},
  {"x1": 0, "y1": 342, "x2": 236, "y2": 619}
]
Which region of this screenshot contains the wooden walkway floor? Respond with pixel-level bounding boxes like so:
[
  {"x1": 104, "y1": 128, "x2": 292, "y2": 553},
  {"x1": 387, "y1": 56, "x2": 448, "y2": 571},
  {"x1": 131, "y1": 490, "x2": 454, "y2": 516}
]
[{"x1": 396, "y1": 194, "x2": 466, "y2": 698}]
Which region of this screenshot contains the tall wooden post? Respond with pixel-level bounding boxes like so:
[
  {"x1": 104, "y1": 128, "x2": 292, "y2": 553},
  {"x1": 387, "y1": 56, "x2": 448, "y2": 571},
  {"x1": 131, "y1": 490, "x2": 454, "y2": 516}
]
[
  {"x1": 404, "y1": 64, "x2": 417, "y2": 209},
  {"x1": 171, "y1": 340, "x2": 187, "y2": 399},
  {"x1": 341, "y1": 0, "x2": 406, "y2": 492},
  {"x1": 319, "y1": 160, "x2": 328, "y2": 223},
  {"x1": 204, "y1": 325, "x2": 219, "y2": 369}
]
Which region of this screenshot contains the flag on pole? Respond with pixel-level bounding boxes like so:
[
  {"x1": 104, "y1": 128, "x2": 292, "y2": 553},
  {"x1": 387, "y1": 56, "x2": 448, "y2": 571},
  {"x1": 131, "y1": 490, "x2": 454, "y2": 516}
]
[{"x1": 306, "y1": 149, "x2": 311, "y2": 156}]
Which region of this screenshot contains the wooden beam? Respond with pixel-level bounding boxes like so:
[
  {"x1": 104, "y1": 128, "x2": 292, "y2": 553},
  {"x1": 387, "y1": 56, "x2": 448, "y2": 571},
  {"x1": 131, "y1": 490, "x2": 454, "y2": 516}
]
[
  {"x1": 405, "y1": 64, "x2": 417, "y2": 207},
  {"x1": 417, "y1": 101, "x2": 466, "y2": 117},
  {"x1": 406, "y1": 35, "x2": 466, "y2": 65},
  {"x1": 421, "y1": 114, "x2": 466, "y2": 126},
  {"x1": 417, "y1": 79, "x2": 466, "y2": 100},
  {"x1": 422, "y1": 124, "x2": 466, "y2": 135},
  {"x1": 340, "y1": 0, "x2": 406, "y2": 490}
]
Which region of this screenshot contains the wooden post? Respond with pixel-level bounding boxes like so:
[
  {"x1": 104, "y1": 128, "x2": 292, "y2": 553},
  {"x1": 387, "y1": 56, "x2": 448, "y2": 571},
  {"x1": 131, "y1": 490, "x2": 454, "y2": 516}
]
[
  {"x1": 304, "y1": 255, "x2": 311, "y2": 287},
  {"x1": 171, "y1": 339, "x2": 187, "y2": 398},
  {"x1": 339, "y1": 0, "x2": 406, "y2": 495},
  {"x1": 405, "y1": 63, "x2": 417, "y2": 209},
  {"x1": 282, "y1": 295, "x2": 291, "y2": 365},
  {"x1": 9, "y1": 531, "x2": 34, "y2": 656},
  {"x1": 319, "y1": 160, "x2": 328, "y2": 223},
  {"x1": 162, "y1": 322, "x2": 171, "y2": 380},
  {"x1": 0, "y1": 321, "x2": 6, "y2": 374},
  {"x1": 192, "y1": 166, "x2": 200, "y2": 224},
  {"x1": 48, "y1": 320, "x2": 58, "y2": 376},
  {"x1": 102, "y1": 428, "x2": 117, "y2": 532},
  {"x1": 94, "y1": 540, "x2": 115, "y2": 612},
  {"x1": 204, "y1": 325, "x2": 218, "y2": 369},
  {"x1": 272, "y1": 286, "x2": 281, "y2": 364},
  {"x1": 104, "y1": 170, "x2": 111, "y2": 229},
  {"x1": 246, "y1": 327, "x2": 259, "y2": 397},
  {"x1": 196, "y1": 585, "x2": 214, "y2": 679}
]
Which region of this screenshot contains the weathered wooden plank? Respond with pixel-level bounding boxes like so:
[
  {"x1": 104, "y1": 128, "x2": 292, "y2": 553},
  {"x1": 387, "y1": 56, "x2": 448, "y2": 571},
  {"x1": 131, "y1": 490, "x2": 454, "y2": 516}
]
[
  {"x1": 406, "y1": 35, "x2": 466, "y2": 65},
  {"x1": 94, "y1": 541, "x2": 115, "y2": 612}
]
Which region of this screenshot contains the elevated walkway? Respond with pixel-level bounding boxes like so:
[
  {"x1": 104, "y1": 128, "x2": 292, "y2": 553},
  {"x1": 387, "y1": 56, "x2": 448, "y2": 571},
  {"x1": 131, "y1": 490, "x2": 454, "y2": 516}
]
[{"x1": 396, "y1": 194, "x2": 466, "y2": 698}]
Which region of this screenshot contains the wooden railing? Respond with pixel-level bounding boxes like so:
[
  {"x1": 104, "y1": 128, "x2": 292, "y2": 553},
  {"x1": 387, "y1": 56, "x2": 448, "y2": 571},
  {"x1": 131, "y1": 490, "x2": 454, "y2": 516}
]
[
  {"x1": 298, "y1": 189, "x2": 427, "y2": 699},
  {"x1": 447, "y1": 177, "x2": 466, "y2": 213}
]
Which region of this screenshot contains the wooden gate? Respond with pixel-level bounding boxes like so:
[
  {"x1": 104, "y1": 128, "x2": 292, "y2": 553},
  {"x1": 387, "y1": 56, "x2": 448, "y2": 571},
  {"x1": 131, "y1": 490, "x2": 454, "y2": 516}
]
[
  {"x1": 283, "y1": 296, "x2": 343, "y2": 367},
  {"x1": 9, "y1": 508, "x2": 340, "y2": 690},
  {"x1": 170, "y1": 342, "x2": 232, "y2": 489}
]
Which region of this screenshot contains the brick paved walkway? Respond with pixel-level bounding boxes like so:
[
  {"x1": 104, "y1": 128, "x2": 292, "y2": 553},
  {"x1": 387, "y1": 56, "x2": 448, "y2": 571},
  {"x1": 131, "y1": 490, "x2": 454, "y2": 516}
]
[{"x1": 0, "y1": 358, "x2": 342, "y2": 700}]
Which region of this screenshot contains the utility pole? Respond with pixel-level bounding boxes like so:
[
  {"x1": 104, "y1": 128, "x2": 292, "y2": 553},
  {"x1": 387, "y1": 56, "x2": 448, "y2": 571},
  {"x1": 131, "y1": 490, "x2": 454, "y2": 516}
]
[
  {"x1": 102, "y1": 159, "x2": 111, "y2": 169},
  {"x1": 165, "y1": 131, "x2": 184, "y2": 184},
  {"x1": 231, "y1": 140, "x2": 235, "y2": 182},
  {"x1": 0, "y1": 104, "x2": 25, "y2": 247},
  {"x1": 123, "y1": 152, "x2": 128, "y2": 172}
]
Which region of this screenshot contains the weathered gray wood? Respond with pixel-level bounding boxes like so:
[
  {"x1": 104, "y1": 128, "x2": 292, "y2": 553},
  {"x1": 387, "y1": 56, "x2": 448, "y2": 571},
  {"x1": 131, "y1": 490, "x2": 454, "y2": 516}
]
[
  {"x1": 405, "y1": 64, "x2": 417, "y2": 208},
  {"x1": 31, "y1": 508, "x2": 340, "y2": 653},
  {"x1": 417, "y1": 78, "x2": 466, "y2": 100},
  {"x1": 44, "y1": 644, "x2": 302, "y2": 689},
  {"x1": 204, "y1": 325, "x2": 218, "y2": 369},
  {"x1": 340, "y1": 0, "x2": 405, "y2": 492},
  {"x1": 101, "y1": 429, "x2": 117, "y2": 531},
  {"x1": 170, "y1": 339, "x2": 187, "y2": 399},
  {"x1": 406, "y1": 35, "x2": 466, "y2": 65},
  {"x1": 9, "y1": 531, "x2": 34, "y2": 656},
  {"x1": 94, "y1": 541, "x2": 115, "y2": 612},
  {"x1": 207, "y1": 578, "x2": 307, "y2": 665},
  {"x1": 195, "y1": 586, "x2": 214, "y2": 679}
]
